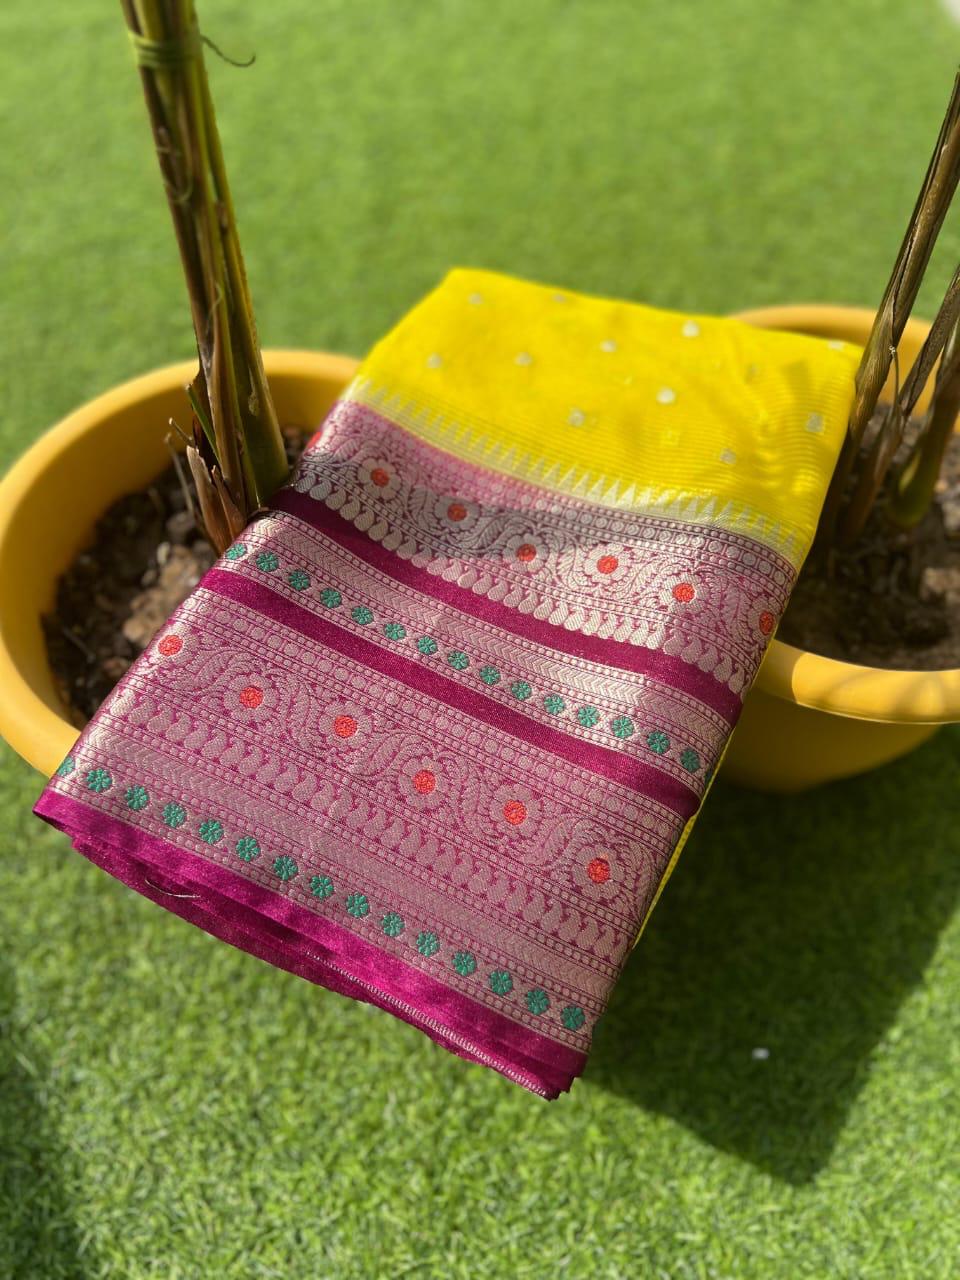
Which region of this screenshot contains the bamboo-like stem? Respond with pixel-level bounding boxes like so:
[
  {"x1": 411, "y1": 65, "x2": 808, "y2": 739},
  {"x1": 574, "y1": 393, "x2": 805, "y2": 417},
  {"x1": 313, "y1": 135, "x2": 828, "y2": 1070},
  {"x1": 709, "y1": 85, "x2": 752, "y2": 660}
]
[
  {"x1": 120, "y1": 1, "x2": 207, "y2": 348},
  {"x1": 889, "y1": 316, "x2": 960, "y2": 529},
  {"x1": 195, "y1": 49, "x2": 285, "y2": 497},
  {"x1": 126, "y1": 0, "x2": 245, "y2": 506},
  {"x1": 820, "y1": 71, "x2": 960, "y2": 547},
  {"x1": 838, "y1": 263, "x2": 960, "y2": 541},
  {"x1": 119, "y1": 0, "x2": 288, "y2": 547},
  {"x1": 176, "y1": 0, "x2": 249, "y2": 499}
]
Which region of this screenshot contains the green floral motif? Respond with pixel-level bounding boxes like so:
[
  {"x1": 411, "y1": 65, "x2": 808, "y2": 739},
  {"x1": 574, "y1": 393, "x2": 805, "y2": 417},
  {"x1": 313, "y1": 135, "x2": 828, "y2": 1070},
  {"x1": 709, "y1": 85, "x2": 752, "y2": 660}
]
[
  {"x1": 235, "y1": 836, "x2": 261, "y2": 862},
  {"x1": 703, "y1": 766, "x2": 714, "y2": 787},
  {"x1": 416, "y1": 931, "x2": 440, "y2": 957},
  {"x1": 310, "y1": 874, "x2": 334, "y2": 899},
  {"x1": 525, "y1": 988, "x2": 550, "y2": 1015},
  {"x1": 561, "y1": 1004, "x2": 586, "y2": 1031},
  {"x1": 86, "y1": 768, "x2": 112, "y2": 794},
  {"x1": 255, "y1": 551, "x2": 279, "y2": 572},
  {"x1": 198, "y1": 819, "x2": 223, "y2": 845},
  {"x1": 55, "y1": 755, "x2": 76, "y2": 778},
  {"x1": 479, "y1": 665, "x2": 501, "y2": 686},
  {"x1": 452, "y1": 950, "x2": 477, "y2": 976},
  {"x1": 383, "y1": 623, "x2": 406, "y2": 641},
  {"x1": 319, "y1": 588, "x2": 342, "y2": 608},
  {"x1": 510, "y1": 680, "x2": 532, "y2": 701},
  {"x1": 225, "y1": 542, "x2": 247, "y2": 560},
  {"x1": 646, "y1": 729, "x2": 670, "y2": 755},
  {"x1": 346, "y1": 892, "x2": 370, "y2": 918},
  {"x1": 351, "y1": 605, "x2": 374, "y2": 625},
  {"x1": 447, "y1": 650, "x2": 469, "y2": 671},
  {"x1": 577, "y1": 705, "x2": 600, "y2": 728},
  {"x1": 273, "y1": 855, "x2": 298, "y2": 881},
  {"x1": 162, "y1": 802, "x2": 186, "y2": 828},
  {"x1": 543, "y1": 695, "x2": 566, "y2": 715},
  {"x1": 381, "y1": 912, "x2": 405, "y2": 937},
  {"x1": 489, "y1": 969, "x2": 513, "y2": 996},
  {"x1": 287, "y1": 569, "x2": 311, "y2": 591},
  {"x1": 417, "y1": 636, "x2": 438, "y2": 656},
  {"x1": 611, "y1": 715, "x2": 635, "y2": 739},
  {"x1": 125, "y1": 785, "x2": 149, "y2": 811},
  {"x1": 680, "y1": 748, "x2": 701, "y2": 773}
]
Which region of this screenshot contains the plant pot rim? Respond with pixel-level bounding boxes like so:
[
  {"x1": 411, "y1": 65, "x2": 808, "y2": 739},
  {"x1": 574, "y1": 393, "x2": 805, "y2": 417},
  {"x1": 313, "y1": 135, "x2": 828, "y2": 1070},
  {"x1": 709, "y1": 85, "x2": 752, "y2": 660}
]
[
  {"x1": 0, "y1": 349, "x2": 359, "y2": 775},
  {"x1": 737, "y1": 303, "x2": 960, "y2": 725},
  {"x1": 0, "y1": 348, "x2": 355, "y2": 508}
]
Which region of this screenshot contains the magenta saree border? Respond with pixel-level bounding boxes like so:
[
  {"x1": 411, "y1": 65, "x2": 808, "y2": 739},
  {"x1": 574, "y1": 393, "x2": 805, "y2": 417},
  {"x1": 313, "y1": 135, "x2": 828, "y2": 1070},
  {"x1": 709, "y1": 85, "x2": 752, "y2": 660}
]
[
  {"x1": 203, "y1": 569, "x2": 700, "y2": 813},
  {"x1": 35, "y1": 789, "x2": 586, "y2": 1097},
  {"x1": 35, "y1": 788, "x2": 586, "y2": 1100},
  {"x1": 272, "y1": 489, "x2": 746, "y2": 724}
]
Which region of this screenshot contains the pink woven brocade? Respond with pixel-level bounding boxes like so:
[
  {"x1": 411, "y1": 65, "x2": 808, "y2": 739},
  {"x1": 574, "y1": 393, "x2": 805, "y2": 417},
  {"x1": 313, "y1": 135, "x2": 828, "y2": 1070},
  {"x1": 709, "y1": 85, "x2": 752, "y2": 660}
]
[{"x1": 35, "y1": 275, "x2": 856, "y2": 1097}]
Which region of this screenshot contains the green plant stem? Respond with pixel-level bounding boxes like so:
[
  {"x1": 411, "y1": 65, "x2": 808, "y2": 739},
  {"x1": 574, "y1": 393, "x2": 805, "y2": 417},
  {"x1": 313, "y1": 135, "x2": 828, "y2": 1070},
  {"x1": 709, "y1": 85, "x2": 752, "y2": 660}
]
[
  {"x1": 120, "y1": 0, "x2": 288, "y2": 542},
  {"x1": 178, "y1": 0, "x2": 286, "y2": 503},
  {"x1": 194, "y1": 41, "x2": 286, "y2": 502},
  {"x1": 820, "y1": 70, "x2": 960, "y2": 548},
  {"x1": 120, "y1": 1, "x2": 208, "y2": 359},
  {"x1": 890, "y1": 317, "x2": 960, "y2": 528},
  {"x1": 175, "y1": 0, "x2": 250, "y2": 499},
  {"x1": 839, "y1": 262, "x2": 960, "y2": 540},
  {"x1": 126, "y1": 0, "x2": 246, "y2": 506}
]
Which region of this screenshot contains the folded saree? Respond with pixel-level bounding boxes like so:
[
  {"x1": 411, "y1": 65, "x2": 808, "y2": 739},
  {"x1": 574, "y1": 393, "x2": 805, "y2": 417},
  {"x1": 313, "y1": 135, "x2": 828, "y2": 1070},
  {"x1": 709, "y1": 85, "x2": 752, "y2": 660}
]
[{"x1": 35, "y1": 270, "x2": 859, "y2": 1096}]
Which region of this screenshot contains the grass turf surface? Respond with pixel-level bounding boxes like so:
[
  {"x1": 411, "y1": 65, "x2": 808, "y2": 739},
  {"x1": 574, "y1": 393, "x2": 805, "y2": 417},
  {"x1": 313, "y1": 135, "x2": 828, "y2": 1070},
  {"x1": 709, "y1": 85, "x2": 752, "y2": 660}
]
[{"x1": 2, "y1": 0, "x2": 960, "y2": 1275}]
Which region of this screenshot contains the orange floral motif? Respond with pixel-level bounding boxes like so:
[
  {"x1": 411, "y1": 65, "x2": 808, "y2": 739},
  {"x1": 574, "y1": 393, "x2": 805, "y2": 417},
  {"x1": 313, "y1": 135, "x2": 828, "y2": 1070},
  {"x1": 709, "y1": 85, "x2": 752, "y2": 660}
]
[
  {"x1": 502, "y1": 799, "x2": 527, "y2": 825},
  {"x1": 587, "y1": 856, "x2": 611, "y2": 884}
]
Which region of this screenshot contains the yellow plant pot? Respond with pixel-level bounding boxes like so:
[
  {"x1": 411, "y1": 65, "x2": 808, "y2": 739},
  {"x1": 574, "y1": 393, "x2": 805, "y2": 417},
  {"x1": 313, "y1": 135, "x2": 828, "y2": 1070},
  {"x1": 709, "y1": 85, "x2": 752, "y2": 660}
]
[
  {"x1": 724, "y1": 305, "x2": 960, "y2": 791},
  {"x1": 0, "y1": 350, "x2": 359, "y2": 777}
]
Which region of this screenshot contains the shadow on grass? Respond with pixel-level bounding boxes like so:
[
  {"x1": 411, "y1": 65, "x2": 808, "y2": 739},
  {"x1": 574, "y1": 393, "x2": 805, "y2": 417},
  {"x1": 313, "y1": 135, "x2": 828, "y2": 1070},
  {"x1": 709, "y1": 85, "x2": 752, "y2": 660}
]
[
  {"x1": 589, "y1": 726, "x2": 960, "y2": 1185},
  {"x1": 0, "y1": 961, "x2": 91, "y2": 1280}
]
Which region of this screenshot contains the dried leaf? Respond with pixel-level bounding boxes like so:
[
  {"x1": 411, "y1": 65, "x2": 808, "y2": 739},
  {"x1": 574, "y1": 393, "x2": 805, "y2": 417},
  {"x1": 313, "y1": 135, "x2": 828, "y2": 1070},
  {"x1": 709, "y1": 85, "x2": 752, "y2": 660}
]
[
  {"x1": 186, "y1": 444, "x2": 231, "y2": 554},
  {"x1": 211, "y1": 467, "x2": 246, "y2": 542}
]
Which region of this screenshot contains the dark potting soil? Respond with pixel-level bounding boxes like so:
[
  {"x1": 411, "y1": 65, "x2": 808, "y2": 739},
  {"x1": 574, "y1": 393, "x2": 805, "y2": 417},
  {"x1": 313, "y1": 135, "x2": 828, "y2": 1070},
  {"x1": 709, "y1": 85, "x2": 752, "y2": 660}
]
[
  {"x1": 44, "y1": 433, "x2": 305, "y2": 727},
  {"x1": 780, "y1": 431, "x2": 960, "y2": 670},
  {"x1": 44, "y1": 421, "x2": 960, "y2": 728}
]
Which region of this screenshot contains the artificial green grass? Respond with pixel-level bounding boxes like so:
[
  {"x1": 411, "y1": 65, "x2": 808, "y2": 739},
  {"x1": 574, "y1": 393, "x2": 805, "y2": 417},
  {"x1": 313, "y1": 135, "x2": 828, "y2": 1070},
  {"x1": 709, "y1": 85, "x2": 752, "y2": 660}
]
[{"x1": 2, "y1": 1, "x2": 960, "y2": 1275}]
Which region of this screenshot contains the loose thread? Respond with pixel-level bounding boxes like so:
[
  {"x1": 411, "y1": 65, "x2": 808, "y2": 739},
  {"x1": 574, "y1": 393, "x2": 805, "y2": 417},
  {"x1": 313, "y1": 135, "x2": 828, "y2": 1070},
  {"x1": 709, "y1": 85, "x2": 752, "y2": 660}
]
[
  {"x1": 201, "y1": 34, "x2": 255, "y2": 68},
  {"x1": 144, "y1": 877, "x2": 200, "y2": 900}
]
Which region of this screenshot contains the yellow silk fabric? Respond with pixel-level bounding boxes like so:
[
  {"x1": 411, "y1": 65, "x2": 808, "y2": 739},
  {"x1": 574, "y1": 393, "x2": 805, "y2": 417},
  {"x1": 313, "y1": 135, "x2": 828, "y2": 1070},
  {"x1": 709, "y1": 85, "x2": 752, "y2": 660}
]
[{"x1": 350, "y1": 268, "x2": 860, "y2": 568}]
